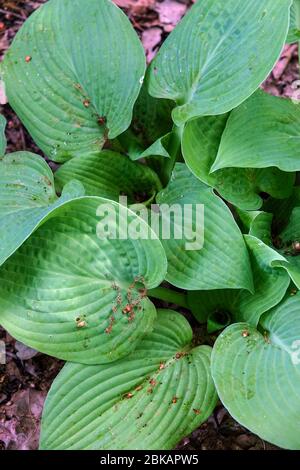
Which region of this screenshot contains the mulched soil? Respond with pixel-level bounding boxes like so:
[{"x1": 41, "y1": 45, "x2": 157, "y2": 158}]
[{"x1": 0, "y1": 0, "x2": 298, "y2": 451}]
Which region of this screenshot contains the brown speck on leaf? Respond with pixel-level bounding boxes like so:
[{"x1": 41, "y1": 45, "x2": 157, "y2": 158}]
[
  {"x1": 149, "y1": 378, "x2": 157, "y2": 387},
  {"x1": 147, "y1": 387, "x2": 153, "y2": 394},
  {"x1": 193, "y1": 408, "x2": 201, "y2": 415},
  {"x1": 98, "y1": 116, "x2": 106, "y2": 126},
  {"x1": 125, "y1": 393, "x2": 133, "y2": 399},
  {"x1": 43, "y1": 176, "x2": 52, "y2": 186},
  {"x1": 135, "y1": 385, "x2": 142, "y2": 392},
  {"x1": 242, "y1": 330, "x2": 250, "y2": 338},
  {"x1": 105, "y1": 316, "x2": 115, "y2": 334},
  {"x1": 83, "y1": 99, "x2": 90, "y2": 108},
  {"x1": 159, "y1": 363, "x2": 165, "y2": 370},
  {"x1": 76, "y1": 316, "x2": 87, "y2": 328},
  {"x1": 25, "y1": 55, "x2": 32, "y2": 63},
  {"x1": 263, "y1": 331, "x2": 271, "y2": 344},
  {"x1": 175, "y1": 352, "x2": 185, "y2": 359},
  {"x1": 127, "y1": 312, "x2": 135, "y2": 322},
  {"x1": 73, "y1": 83, "x2": 82, "y2": 91},
  {"x1": 138, "y1": 287, "x2": 147, "y2": 298},
  {"x1": 172, "y1": 396, "x2": 178, "y2": 404},
  {"x1": 123, "y1": 304, "x2": 132, "y2": 314}
]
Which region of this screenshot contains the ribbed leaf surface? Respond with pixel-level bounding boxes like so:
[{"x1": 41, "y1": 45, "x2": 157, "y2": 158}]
[
  {"x1": 40, "y1": 310, "x2": 218, "y2": 450},
  {"x1": 0, "y1": 198, "x2": 167, "y2": 363},
  {"x1": 156, "y1": 164, "x2": 253, "y2": 291},
  {"x1": 2, "y1": 0, "x2": 145, "y2": 161},
  {"x1": 182, "y1": 107, "x2": 295, "y2": 210},
  {"x1": 149, "y1": 0, "x2": 291, "y2": 124},
  {"x1": 241, "y1": 209, "x2": 300, "y2": 289},
  {"x1": 55, "y1": 150, "x2": 162, "y2": 201},
  {"x1": 212, "y1": 294, "x2": 300, "y2": 449},
  {"x1": 188, "y1": 235, "x2": 290, "y2": 326},
  {"x1": 212, "y1": 91, "x2": 300, "y2": 173},
  {"x1": 0, "y1": 152, "x2": 84, "y2": 266}
]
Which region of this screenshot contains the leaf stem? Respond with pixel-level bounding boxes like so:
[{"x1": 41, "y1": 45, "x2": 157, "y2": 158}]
[{"x1": 148, "y1": 286, "x2": 190, "y2": 309}]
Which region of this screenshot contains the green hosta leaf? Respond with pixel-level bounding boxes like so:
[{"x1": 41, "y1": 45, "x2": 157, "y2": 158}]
[
  {"x1": 211, "y1": 293, "x2": 300, "y2": 449},
  {"x1": 111, "y1": 131, "x2": 172, "y2": 161},
  {"x1": 148, "y1": 0, "x2": 291, "y2": 125},
  {"x1": 136, "y1": 133, "x2": 172, "y2": 161},
  {"x1": 0, "y1": 115, "x2": 6, "y2": 156},
  {"x1": 2, "y1": 0, "x2": 145, "y2": 162},
  {"x1": 280, "y1": 206, "x2": 300, "y2": 240},
  {"x1": 240, "y1": 209, "x2": 300, "y2": 289},
  {"x1": 238, "y1": 210, "x2": 273, "y2": 245},
  {"x1": 40, "y1": 310, "x2": 218, "y2": 450},
  {"x1": 182, "y1": 111, "x2": 295, "y2": 210},
  {"x1": 211, "y1": 90, "x2": 300, "y2": 173},
  {"x1": 188, "y1": 289, "x2": 235, "y2": 325},
  {"x1": 0, "y1": 152, "x2": 85, "y2": 266},
  {"x1": 287, "y1": 0, "x2": 300, "y2": 43},
  {"x1": 132, "y1": 71, "x2": 174, "y2": 146},
  {"x1": 55, "y1": 150, "x2": 162, "y2": 202},
  {"x1": 188, "y1": 236, "x2": 290, "y2": 326},
  {"x1": 0, "y1": 198, "x2": 167, "y2": 364},
  {"x1": 156, "y1": 164, "x2": 253, "y2": 291},
  {"x1": 263, "y1": 187, "x2": 300, "y2": 234},
  {"x1": 275, "y1": 207, "x2": 300, "y2": 287},
  {"x1": 118, "y1": 71, "x2": 174, "y2": 161}
]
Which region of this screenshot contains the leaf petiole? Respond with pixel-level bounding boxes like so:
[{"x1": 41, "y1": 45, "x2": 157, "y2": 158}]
[{"x1": 148, "y1": 286, "x2": 189, "y2": 309}]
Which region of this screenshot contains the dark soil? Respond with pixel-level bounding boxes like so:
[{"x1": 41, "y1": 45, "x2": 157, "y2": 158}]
[{"x1": 0, "y1": 0, "x2": 298, "y2": 451}]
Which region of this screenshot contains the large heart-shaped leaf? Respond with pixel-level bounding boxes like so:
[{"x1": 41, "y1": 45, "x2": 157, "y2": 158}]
[
  {"x1": 156, "y1": 164, "x2": 253, "y2": 291},
  {"x1": 182, "y1": 107, "x2": 295, "y2": 210},
  {"x1": 211, "y1": 90, "x2": 300, "y2": 173},
  {"x1": 40, "y1": 310, "x2": 218, "y2": 450},
  {"x1": 2, "y1": 0, "x2": 145, "y2": 162},
  {"x1": 287, "y1": 0, "x2": 300, "y2": 43},
  {"x1": 0, "y1": 197, "x2": 167, "y2": 364},
  {"x1": 0, "y1": 115, "x2": 6, "y2": 156},
  {"x1": 188, "y1": 235, "x2": 290, "y2": 326},
  {"x1": 0, "y1": 151, "x2": 85, "y2": 267},
  {"x1": 211, "y1": 293, "x2": 300, "y2": 449},
  {"x1": 148, "y1": 0, "x2": 291, "y2": 125},
  {"x1": 55, "y1": 150, "x2": 162, "y2": 202}
]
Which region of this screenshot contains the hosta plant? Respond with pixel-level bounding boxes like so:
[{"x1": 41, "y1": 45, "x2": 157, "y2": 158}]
[{"x1": 0, "y1": 0, "x2": 300, "y2": 450}]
